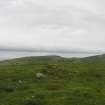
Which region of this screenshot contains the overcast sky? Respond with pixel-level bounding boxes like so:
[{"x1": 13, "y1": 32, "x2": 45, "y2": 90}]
[{"x1": 0, "y1": 0, "x2": 105, "y2": 54}]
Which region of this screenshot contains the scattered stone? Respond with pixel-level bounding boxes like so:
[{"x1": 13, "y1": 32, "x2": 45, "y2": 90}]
[
  {"x1": 36, "y1": 72, "x2": 46, "y2": 80},
  {"x1": 18, "y1": 80, "x2": 23, "y2": 84},
  {"x1": 31, "y1": 96, "x2": 35, "y2": 99}
]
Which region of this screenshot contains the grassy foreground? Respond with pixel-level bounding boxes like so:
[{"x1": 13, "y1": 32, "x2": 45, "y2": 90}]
[{"x1": 0, "y1": 55, "x2": 105, "y2": 105}]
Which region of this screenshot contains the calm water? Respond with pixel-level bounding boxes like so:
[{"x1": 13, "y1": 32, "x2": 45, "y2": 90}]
[{"x1": 0, "y1": 51, "x2": 102, "y2": 61}]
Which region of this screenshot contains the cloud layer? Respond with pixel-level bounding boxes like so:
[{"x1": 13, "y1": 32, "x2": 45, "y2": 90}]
[{"x1": 0, "y1": 0, "x2": 105, "y2": 53}]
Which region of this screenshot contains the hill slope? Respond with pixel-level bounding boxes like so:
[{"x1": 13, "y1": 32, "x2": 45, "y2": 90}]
[
  {"x1": 1, "y1": 54, "x2": 105, "y2": 65},
  {"x1": 0, "y1": 54, "x2": 105, "y2": 105},
  {"x1": 0, "y1": 55, "x2": 64, "y2": 65},
  {"x1": 80, "y1": 54, "x2": 105, "y2": 63}
]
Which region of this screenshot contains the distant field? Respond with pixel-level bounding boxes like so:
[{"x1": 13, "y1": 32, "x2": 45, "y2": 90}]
[{"x1": 0, "y1": 55, "x2": 105, "y2": 105}]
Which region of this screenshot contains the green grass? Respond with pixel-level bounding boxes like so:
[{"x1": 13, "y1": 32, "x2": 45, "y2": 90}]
[{"x1": 0, "y1": 55, "x2": 105, "y2": 105}]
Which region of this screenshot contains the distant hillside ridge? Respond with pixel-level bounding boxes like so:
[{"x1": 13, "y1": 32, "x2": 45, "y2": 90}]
[
  {"x1": 80, "y1": 54, "x2": 105, "y2": 63},
  {"x1": 0, "y1": 55, "x2": 65, "y2": 65},
  {"x1": 0, "y1": 54, "x2": 105, "y2": 65}
]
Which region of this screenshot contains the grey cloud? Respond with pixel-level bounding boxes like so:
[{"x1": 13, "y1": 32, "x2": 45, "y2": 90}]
[
  {"x1": 0, "y1": 0, "x2": 104, "y2": 30},
  {"x1": 0, "y1": 0, "x2": 105, "y2": 56},
  {"x1": 0, "y1": 46, "x2": 103, "y2": 54},
  {"x1": 0, "y1": 1, "x2": 97, "y2": 27}
]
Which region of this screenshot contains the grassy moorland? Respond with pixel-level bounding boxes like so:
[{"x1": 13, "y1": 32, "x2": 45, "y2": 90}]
[{"x1": 0, "y1": 55, "x2": 105, "y2": 105}]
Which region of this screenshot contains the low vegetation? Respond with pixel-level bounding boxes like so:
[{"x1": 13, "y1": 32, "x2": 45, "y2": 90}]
[{"x1": 0, "y1": 55, "x2": 105, "y2": 105}]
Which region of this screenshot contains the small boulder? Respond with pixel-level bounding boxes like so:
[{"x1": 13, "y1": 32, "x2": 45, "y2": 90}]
[
  {"x1": 36, "y1": 72, "x2": 46, "y2": 80},
  {"x1": 18, "y1": 80, "x2": 23, "y2": 84},
  {"x1": 31, "y1": 96, "x2": 35, "y2": 99}
]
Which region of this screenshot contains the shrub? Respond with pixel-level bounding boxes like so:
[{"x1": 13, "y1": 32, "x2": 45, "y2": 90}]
[
  {"x1": 24, "y1": 95, "x2": 45, "y2": 105},
  {"x1": 0, "y1": 87, "x2": 15, "y2": 92},
  {"x1": 47, "y1": 83, "x2": 64, "y2": 91},
  {"x1": 5, "y1": 87, "x2": 14, "y2": 92},
  {"x1": 24, "y1": 100, "x2": 37, "y2": 105}
]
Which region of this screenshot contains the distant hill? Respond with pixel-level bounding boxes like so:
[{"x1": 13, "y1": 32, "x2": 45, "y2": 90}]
[
  {"x1": 0, "y1": 55, "x2": 64, "y2": 65},
  {"x1": 80, "y1": 54, "x2": 105, "y2": 63},
  {"x1": 0, "y1": 54, "x2": 105, "y2": 65}
]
